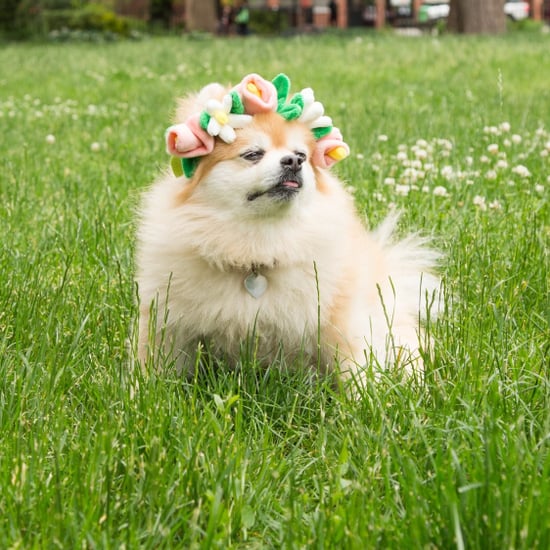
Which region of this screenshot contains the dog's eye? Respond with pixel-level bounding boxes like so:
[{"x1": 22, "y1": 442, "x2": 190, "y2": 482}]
[{"x1": 240, "y1": 149, "x2": 265, "y2": 163}]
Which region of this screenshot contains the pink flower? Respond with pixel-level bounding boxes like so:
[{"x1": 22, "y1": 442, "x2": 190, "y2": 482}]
[
  {"x1": 236, "y1": 73, "x2": 278, "y2": 115},
  {"x1": 165, "y1": 114, "x2": 215, "y2": 158},
  {"x1": 312, "y1": 127, "x2": 350, "y2": 168}
]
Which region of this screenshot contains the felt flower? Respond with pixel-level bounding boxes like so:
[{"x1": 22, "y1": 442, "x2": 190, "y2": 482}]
[
  {"x1": 165, "y1": 114, "x2": 215, "y2": 158},
  {"x1": 204, "y1": 94, "x2": 252, "y2": 144},
  {"x1": 236, "y1": 74, "x2": 278, "y2": 114},
  {"x1": 298, "y1": 88, "x2": 332, "y2": 129},
  {"x1": 312, "y1": 127, "x2": 350, "y2": 169}
]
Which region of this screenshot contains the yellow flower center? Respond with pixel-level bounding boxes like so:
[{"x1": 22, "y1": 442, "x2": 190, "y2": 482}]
[
  {"x1": 246, "y1": 82, "x2": 262, "y2": 98},
  {"x1": 214, "y1": 110, "x2": 229, "y2": 125},
  {"x1": 327, "y1": 146, "x2": 348, "y2": 161}
]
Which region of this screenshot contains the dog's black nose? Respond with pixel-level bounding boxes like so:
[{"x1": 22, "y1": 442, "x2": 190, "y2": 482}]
[{"x1": 280, "y1": 154, "x2": 304, "y2": 172}]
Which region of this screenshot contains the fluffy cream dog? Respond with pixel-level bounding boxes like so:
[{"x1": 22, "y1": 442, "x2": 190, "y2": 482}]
[{"x1": 136, "y1": 73, "x2": 440, "y2": 389}]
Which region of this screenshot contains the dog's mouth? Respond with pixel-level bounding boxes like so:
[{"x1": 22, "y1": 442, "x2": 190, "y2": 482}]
[{"x1": 247, "y1": 173, "x2": 303, "y2": 202}]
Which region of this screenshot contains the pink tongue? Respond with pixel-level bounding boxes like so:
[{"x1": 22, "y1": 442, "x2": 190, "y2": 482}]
[{"x1": 283, "y1": 181, "x2": 299, "y2": 188}]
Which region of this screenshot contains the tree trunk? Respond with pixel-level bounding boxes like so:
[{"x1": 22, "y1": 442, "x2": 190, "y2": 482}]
[
  {"x1": 448, "y1": 0, "x2": 506, "y2": 34},
  {"x1": 185, "y1": 0, "x2": 217, "y2": 32}
]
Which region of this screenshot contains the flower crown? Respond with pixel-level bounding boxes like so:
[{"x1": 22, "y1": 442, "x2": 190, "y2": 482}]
[{"x1": 165, "y1": 73, "x2": 350, "y2": 178}]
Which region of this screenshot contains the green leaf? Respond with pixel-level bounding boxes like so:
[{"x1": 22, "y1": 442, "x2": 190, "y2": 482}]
[
  {"x1": 272, "y1": 73, "x2": 290, "y2": 104},
  {"x1": 289, "y1": 92, "x2": 304, "y2": 110},
  {"x1": 171, "y1": 156, "x2": 184, "y2": 177},
  {"x1": 230, "y1": 90, "x2": 245, "y2": 114},
  {"x1": 278, "y1": 103, "x2": 302, "y2": 121},
  {"x1": 312, "y1": 125, "x2": 333, "y2": 140},
  {"x1": 182, "y1": 157, "x2": 200, "y2": 178},
  {"x1": 199, "y1": 111, "x2": 211, "y2": 131}
]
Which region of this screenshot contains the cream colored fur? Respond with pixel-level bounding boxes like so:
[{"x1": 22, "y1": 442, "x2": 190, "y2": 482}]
[{"x1": 135, "y1": 84, "x2": 441, "y2": 389}]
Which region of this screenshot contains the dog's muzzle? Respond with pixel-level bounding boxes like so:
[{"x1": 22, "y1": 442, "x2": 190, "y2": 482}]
[{"x1": 247, "y1": 154, "x2": 304, "y2": 202}]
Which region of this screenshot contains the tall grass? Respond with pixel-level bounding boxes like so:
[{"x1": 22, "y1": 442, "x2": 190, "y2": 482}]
[{"x1": 1, "y1": 32, "x2": 549, "y2": 547}]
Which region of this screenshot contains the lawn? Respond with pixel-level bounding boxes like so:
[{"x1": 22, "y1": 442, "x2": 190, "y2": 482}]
[{"x1": 0, "y1": 30, "x2": 549, "y2": 548}]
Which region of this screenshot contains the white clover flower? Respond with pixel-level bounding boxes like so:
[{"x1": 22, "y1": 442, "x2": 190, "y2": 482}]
[
  {"x1": 416, "y1": 139, "x2": 428, "y2": 148},
  {"x1": 91, "y1": 142, "x2": 101, "y2": 152},
  {"x1": 480, "y1": 155, "x2": 490, "y2": 164},
  {"x1": 440, "y1": 139, "x2": 453, "y2": 150},
  {"x1": 489, "y1": 199, "x2": 502, "y2": 210},
  {"x1": 397, "y1": 144, "x2": 407, "y2": 152},
  {"x1": 503, "y1": 139, "x2": 511, "y2": 147},
  {"x1": 441, "y1": 166, "x2": 453, "y2": 180},
  {"x1": 484, "y1": 126, "x2": 499, "y2": 135},
  {"x1": 535, "y1": 184, "x2": 544, "y2": 193},
  {"x1": 545, "y1": 141, "x2": 550, "y2": 151},
  {"x1": 395, "y1": 184, "x2": 411, "y2": 196},
  {"x1": 541, "y1": 150, "x2": 549, "y2": 158},
  {"x1": 496, "y1": 159, "x2": 508, "y2": 170},
  {"x1": 536, "y1": 128, "x2": 547, "y2": 137},
  {"x1": 372, "y1": 152, "x2": 383, "y2": 161},
  {"x1": 373, "y1": 192, "x2": 386, "y2": 202},
  {"x1": 486, "y1": 170, "x2": 497, "y2": 180},
  {"x1": 473, "y1": 195, "x2": 487, "y2": 210},
  {"x1": 465, "y1": 156, "x2": 474, "y2": 166},
  {"x1": 410, "y1": 159, "x2": 423, "y2": 170},
  {"x1": 402, "y1": 167, "x2": 419, "y2": 183},
  {"x1": 512, "y1": 134, "x2": 522, "y2": 144},
  {"x1": 205, "y1": 94, "x2": 252, "y2": 143},
  {"x1": 356, "y1": 153, "x2": 364, "y2": 160},
  {"x1": 433, "y1": 185, "x2": 449, "y2": 197},
  {"x1": 396, "y1": 151, "x2": 408, "y2": 162},
  {"x1": 46, "y1": 134, "x2": 56, "y2": 144},
  {"x1": 487, "y1": 143, "x2": 499, "y2": 155},
  {"x1": 422, "y1": 185, "x2": 430, "y2": 193},
  {"x1": 512, "y1": 165, "x2": 531, "y2": 178},
  {"x1": 499, "y1": 122, "x2": 511, "y2": 132},
  {"x1": 378, "y1": 134, "x2": 388, "y2": 142},
  {"x1": 384, "y1": 177, "x2": 396, "y2": 186},
  {"x1": 414, "y1": 148, "x2": 428, "y2": 160}
]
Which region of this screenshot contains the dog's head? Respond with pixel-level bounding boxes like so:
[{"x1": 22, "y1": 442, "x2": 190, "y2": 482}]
[
  {"x1": 182, "y1": 112, "x2": 322, "y2": 217},
  {"x1": 165, "y1": 74, "x2": 349, "y2": 217}
]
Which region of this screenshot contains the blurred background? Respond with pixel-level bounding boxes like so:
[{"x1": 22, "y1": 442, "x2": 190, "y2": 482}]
[{"x1": 2, "y1": 0, "x2": 549, "y2": 41}]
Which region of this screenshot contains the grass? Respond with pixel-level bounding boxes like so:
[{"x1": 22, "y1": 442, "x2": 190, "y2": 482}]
[{"x1": 1, "y1": 31, "x2": 549, "y2": 548}]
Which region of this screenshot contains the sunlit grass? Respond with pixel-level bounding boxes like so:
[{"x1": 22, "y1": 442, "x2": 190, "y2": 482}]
[{"x1": 1, "y1": 32, "x2": 549, "y2": 548}]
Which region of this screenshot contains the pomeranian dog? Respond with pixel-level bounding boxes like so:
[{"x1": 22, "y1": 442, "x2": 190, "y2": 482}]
[{"x1": 136, "y1": 73, "x2": 440, "y2": 390}]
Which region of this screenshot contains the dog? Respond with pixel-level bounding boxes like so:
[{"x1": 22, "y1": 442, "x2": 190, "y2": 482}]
[{"x1": 135, "y1": 73, "x2": 441, "y2": 390}]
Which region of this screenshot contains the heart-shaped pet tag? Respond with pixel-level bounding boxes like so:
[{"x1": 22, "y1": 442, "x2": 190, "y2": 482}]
[{"x1": 244, "y1": 272, "x2": 267, "y2": 299}]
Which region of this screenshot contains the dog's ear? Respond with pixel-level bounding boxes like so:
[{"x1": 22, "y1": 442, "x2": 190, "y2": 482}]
[{"x1": 175, "y1": 83, "x2": 227, "y2": 124}]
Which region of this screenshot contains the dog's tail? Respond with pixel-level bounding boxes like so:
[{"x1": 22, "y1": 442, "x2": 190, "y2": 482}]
[{"x1": 373, "y1": 210, "x2": 443, "y2": 319}]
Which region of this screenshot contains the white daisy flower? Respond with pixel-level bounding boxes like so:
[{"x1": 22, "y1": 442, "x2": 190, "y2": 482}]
[{"x1": 205, "y1": 94, "x2": 251, "y2": 144}]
